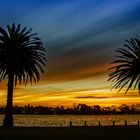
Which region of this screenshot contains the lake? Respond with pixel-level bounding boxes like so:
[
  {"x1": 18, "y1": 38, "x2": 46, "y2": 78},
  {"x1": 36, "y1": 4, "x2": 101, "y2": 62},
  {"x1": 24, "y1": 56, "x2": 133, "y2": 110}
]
[{"x1": 0, "y1": 115, "x2": 140, "y2": 127}]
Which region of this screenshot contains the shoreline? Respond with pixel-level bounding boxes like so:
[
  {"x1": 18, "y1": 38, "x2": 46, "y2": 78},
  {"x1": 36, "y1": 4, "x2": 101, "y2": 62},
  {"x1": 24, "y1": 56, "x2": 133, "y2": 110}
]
[{"x1": 0, "y1": 126, "x2": 140, "y2": 140}]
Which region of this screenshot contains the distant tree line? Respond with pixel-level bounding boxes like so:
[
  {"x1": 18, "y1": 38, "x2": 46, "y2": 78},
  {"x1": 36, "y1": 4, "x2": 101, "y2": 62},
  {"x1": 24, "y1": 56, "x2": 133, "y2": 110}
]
[{"x1": 0, "y1": 104, "x2": 140, "y2": 115}]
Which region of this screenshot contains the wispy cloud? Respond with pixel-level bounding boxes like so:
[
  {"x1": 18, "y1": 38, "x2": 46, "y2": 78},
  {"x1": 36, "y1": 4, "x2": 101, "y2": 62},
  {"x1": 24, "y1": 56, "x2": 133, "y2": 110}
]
[{"x1": 75, "y1": 96, "x2": 108, "y2": 99}]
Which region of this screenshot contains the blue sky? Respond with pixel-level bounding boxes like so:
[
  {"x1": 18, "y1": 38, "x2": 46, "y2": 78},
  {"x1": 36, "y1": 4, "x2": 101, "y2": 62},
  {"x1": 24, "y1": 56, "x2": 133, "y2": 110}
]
[{"x1": 0, "y1": 0, "x2": 140, "y2": 106}]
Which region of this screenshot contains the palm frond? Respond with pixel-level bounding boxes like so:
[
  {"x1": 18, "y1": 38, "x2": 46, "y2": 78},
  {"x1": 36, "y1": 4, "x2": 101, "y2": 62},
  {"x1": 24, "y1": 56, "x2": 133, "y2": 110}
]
[
  {"x1": 0, "y1": 23, "x2": 46, "y2": 86},
  {"x1": 108, "y1": 36, "x2": 140, "y2": 94}
]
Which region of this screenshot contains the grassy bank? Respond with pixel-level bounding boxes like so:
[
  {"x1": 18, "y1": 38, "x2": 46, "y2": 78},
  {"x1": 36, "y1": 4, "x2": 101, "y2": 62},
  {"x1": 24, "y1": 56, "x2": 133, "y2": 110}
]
[{"x1": 0, "y1": 126, "x2": 140, "y2": 140}]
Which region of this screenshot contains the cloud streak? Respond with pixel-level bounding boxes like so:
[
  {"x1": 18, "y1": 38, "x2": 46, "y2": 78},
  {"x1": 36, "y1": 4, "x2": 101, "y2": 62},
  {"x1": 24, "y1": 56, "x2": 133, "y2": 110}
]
[{"x1": 75, "y1": 96, "x2": 108, "y2": 99}]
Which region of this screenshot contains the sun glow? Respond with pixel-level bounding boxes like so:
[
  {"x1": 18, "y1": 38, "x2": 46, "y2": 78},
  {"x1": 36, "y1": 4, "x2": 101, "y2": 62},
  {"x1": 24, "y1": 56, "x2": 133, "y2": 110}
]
[{"x1": 1, "y1": 80, "x2": 140, "y2": 107}]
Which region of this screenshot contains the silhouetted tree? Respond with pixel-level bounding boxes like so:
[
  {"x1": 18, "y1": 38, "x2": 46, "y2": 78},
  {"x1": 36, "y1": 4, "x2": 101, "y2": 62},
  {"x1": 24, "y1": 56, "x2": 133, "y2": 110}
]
[
  {"x1": 93, "y1": 105, "x2": 101, "y2": 114},
  {"x1": 0, "y1": 23, "x2": 46, "y2": 127},
  {"x1": 102, "y1": 107, "x2": 110, "y2": 114},
  {"x1": 108, "y1": 36, "x2": 140, "y2": 94},
  {"x1": 76, "y1": 104, "x2": 92, "y2": 115},
  {"x1": 0, "y1": 104, "x2": 139, "y2": 115},
  {"x1": 119, "y1": 104, "x2": 130, "y2": 114},
  {"x1": 129, "y1": 104, "x2": 136, "y2": 114}
]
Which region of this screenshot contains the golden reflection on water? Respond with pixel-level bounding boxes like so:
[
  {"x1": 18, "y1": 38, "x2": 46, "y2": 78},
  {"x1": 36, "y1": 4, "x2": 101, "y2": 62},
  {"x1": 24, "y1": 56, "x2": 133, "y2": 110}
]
[{"x1": 0, "y1": 115, "x2": 140, "y2": 127}]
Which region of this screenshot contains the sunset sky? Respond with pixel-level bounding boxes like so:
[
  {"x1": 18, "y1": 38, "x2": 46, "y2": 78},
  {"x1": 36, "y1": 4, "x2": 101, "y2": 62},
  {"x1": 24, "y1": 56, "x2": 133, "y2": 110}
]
[{"x1": 0, "y1": 0, "x2": 140, "y2": 107}]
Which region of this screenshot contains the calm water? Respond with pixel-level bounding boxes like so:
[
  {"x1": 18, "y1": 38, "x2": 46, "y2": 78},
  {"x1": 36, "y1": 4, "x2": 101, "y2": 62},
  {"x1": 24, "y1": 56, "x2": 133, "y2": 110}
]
[{"x1": 0, "y1": 115, "x2": 140, "y2": 127}]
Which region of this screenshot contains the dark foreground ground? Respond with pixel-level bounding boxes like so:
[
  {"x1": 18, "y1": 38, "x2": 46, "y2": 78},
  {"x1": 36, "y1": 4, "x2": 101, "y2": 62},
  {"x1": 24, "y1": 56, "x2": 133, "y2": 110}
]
[{"x1": 0, "y1": 126, "x2": 140, "y2": 140}]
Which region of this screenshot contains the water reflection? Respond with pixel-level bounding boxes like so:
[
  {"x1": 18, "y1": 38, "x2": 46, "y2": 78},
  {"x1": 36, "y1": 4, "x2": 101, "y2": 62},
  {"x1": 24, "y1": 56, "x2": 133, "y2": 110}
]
[{"x1": 0, "y1": 115, "x2": 140, "y2": 127}]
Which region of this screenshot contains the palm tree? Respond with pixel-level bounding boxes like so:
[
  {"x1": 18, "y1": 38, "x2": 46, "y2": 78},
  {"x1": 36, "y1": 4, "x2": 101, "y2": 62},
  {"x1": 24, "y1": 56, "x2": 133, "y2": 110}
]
[
  {"x1": 108, "y1": 36, "x2": 140, "y2": 94},
  {"x1": 0, "y1": 23, "x2": 46, "y2": 127}
]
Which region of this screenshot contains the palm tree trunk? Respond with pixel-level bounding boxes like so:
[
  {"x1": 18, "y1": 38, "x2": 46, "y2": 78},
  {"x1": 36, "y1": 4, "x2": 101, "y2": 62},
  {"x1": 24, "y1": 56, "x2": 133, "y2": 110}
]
[
  {"x1": 3, "y1": 72, "x2": 14, "y2": 127},
  {"x1": 138, "y1": 82, "x2": 140, "y2": 93}
]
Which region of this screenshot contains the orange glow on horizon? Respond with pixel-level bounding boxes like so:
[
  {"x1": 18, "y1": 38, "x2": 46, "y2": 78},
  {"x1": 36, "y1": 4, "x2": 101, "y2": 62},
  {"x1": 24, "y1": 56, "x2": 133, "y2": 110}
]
[
  {"x1": 0, "y1": 79, "x2": 140, "y2": 107},
  {"x1": 0, "y1": 69, "x2": 140, "y2": 107}
]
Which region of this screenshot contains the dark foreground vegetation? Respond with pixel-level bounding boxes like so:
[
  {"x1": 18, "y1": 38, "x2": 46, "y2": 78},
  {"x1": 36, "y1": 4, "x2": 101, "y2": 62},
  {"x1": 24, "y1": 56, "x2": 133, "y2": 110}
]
[
  {"x1": 0, "y1": 104, "x2": 140, "y2": 115},
  {"x1": 0, "y1": 126, "x2": 140, "y2": 140}
]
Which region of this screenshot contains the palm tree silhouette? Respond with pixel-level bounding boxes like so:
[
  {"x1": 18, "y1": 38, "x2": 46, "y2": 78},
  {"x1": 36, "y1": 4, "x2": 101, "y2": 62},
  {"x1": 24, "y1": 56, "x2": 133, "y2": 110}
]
[
  {"x1": 108, "y1": 36, "x2": 140, "y2": 94},
  {"x1": 0, "y1": 23, "x2": 46, "y2": 127}
]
